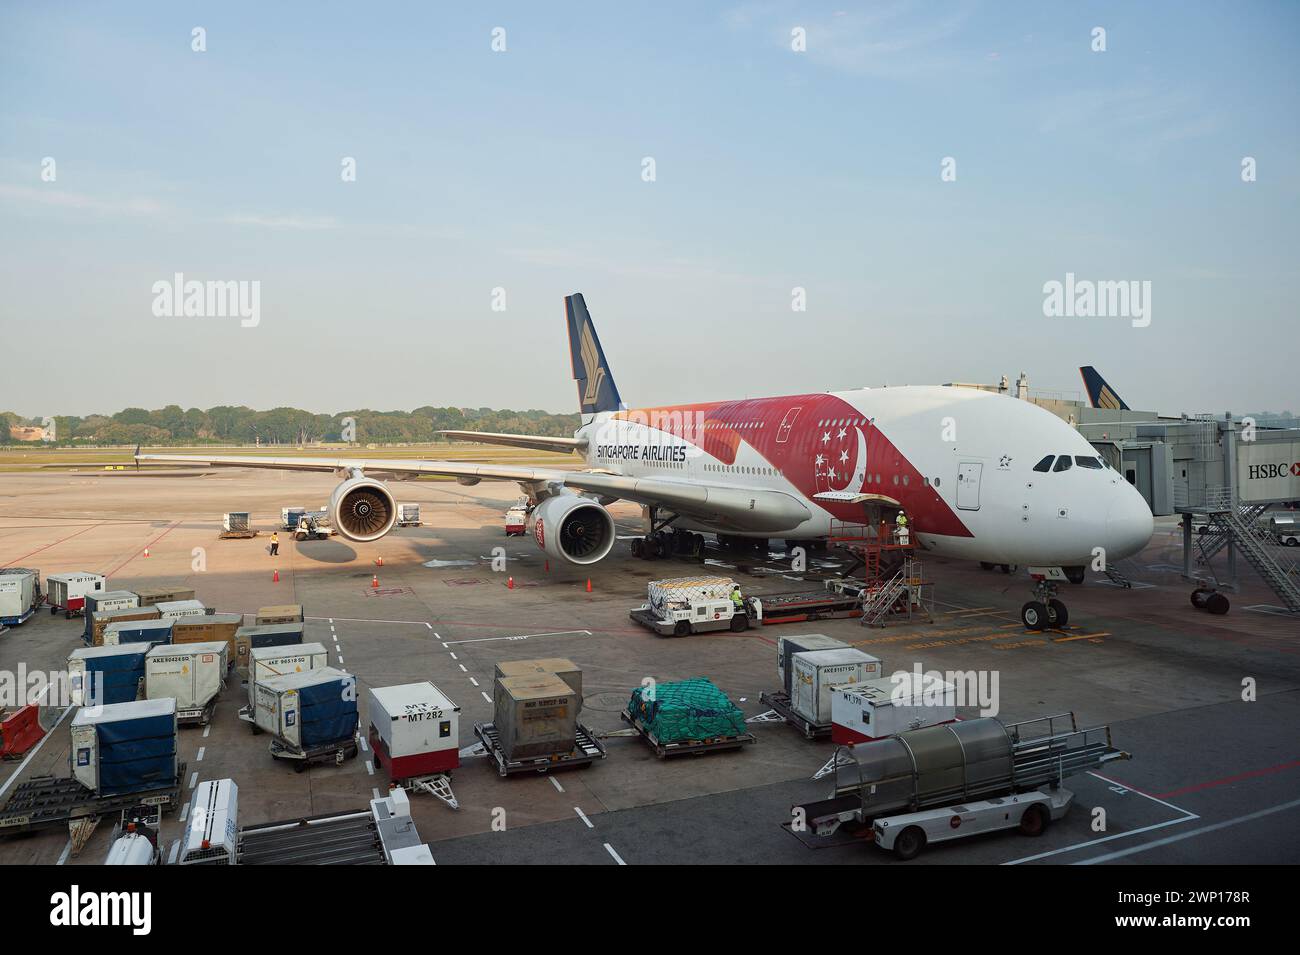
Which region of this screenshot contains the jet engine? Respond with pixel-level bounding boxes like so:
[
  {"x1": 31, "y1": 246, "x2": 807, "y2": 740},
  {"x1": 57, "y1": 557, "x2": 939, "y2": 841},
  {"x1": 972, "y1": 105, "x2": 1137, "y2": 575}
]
[
  {"x1": 527, "y1": 495, "x2": 615, "y2": 566},
  {"x1": 329, "y1": 476, "x2": 397, "y2": 542}
]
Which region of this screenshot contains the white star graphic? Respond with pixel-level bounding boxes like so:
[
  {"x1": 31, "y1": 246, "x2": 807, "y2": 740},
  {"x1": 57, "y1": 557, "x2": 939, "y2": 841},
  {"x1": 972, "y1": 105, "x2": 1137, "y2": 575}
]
[
  {"x1": 839, "y1": 450, "x2": 849, "y2": 463},
  {"x1": 821, "y1": 431, "x2": 831, "y2": 444},
  {"x1": 836, "y1": 427, "x2": 847, "y2": 440},
  {"x1": 815, "y1": 454, "x2": 825, "y2": 466},
  {"x1": 827, "y1": 467, "x2": 837, "y2": 481}
]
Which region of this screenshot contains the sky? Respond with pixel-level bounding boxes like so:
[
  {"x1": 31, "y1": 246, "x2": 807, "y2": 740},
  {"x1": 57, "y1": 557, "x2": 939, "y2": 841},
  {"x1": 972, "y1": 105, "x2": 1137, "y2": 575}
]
[{"x1": 1, "y1": 1, "x2": 1297, "y2": 418}]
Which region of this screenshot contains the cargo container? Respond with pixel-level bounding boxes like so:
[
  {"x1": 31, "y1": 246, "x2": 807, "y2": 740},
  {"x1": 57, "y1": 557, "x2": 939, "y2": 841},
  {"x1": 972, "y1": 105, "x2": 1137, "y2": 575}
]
[
  {"x1": 0, "y1": 571, "x2": 38, "y2": 626},
  {"x1": 234, "y1": 622, "x2": 305, "y2": 671},
  {"x1": 68, "y1": 644, "x2": 148, "y2": 706},
  {"x1": 777, "y1": 635, "x2": 850, "y2": 697},
  {"x1": 155, "y1": 599, "x2": 207, "y2": 621},
  {"x1": 102, "y1": 618, "x2": 174, "y2": 648},
  {"x1": 70, "y1": 699, "x2": 178, "y2": 797},
  {"x1": 368, "y1": 682, "x2": 459, "y2": 781},
  {"x1": 254, "y1": 667, "x2": 358, "y2": 765},
  {"x1": 179, "y1": 779, "x2": 238, "y2": 864},
  {"x1": 831, "y1": 673, "x2": 958, "y2": 745},
  {"x1": 790, "y1": 648, "x2": 882, "y2": 725},
  {"x1": 223, "y1": 512, "x2": 250, "y2": 532},
  {"x1": 171, "y1": 612, "x2": 242, "y2": 664},
  {"x1": 46, "y1": 572, "x2": 105, "y2": 618},
  {"x1": 396, "y1": 503, "x2": 422, "y2": 527},
  {"x1": 494, "y1": 673, "x2": 578, "y2": 761},
  {"x1": 255, "y1": 604, "x2": 304, "y2": 626},
  {"x1": 493, "y1": 658, "x2": 582, "y2": 712},
  {"x1": 133, "y1": 586, "x2": 197, "y2": 608},
  {"x1": 246, "y1": 642, "x2": 329, "y2": 706},
  {"x1": 86, "y1": 606, "x2": 161, "y2": 647},
  {"x1": 85, "y1": 590, "x2": 139, "y2": 616},
  {"x1": 145, "y1": 641, "x2": 228, "y2": 724},
  {"x1": 281, "y1": 506, "x2": 308, "y2": 530}
]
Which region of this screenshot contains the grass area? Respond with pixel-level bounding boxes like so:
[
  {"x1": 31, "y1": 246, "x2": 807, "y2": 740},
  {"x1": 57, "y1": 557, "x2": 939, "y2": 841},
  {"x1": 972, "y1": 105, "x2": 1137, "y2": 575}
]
[{"x1": 0, "y1": 443, "x2": 577, "y2": 472}]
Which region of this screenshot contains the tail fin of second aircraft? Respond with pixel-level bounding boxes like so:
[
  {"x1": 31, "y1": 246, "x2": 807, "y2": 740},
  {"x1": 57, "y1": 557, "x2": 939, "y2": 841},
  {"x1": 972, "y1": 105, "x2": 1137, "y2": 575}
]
[
  {"x1": 566, "y1": 293, "x2": 623, "y2": 414},
  {"x1": 1080, "y1": 366, "x2": 1130, "y2": 411}
]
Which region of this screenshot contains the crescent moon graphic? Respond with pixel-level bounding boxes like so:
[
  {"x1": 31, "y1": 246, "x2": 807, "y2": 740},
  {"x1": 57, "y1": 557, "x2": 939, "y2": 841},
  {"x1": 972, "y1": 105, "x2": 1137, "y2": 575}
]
[{"x1": 832, "y1": 427, "x2": 868, "y2": 492}]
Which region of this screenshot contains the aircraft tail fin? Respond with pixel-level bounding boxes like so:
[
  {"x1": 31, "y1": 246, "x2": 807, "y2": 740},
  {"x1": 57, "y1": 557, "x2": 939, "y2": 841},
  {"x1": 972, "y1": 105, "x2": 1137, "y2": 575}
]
[
  {"x1": 1080, "y1": 366, "x2": 1130, "y2": 411},
  {"x1": 566, "y1": 293, "x2": 623, "y2": 414}
]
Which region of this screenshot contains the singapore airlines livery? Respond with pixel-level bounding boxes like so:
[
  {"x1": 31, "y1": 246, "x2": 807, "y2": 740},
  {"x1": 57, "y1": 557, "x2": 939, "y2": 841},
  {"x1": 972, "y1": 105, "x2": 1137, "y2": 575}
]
[{"x1": 138, "y1": 293, "x2": 1154, "y2": 630}]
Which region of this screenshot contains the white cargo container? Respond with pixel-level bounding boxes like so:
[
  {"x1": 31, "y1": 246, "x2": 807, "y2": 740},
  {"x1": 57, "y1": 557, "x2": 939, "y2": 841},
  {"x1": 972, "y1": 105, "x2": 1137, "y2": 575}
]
[
  {"x1": 0, "y1": 571, "x2": 38, "y2": 625},
  {"x1": 246, "y1": 642, "x2": 329, "y2": 705},
  {"x1": 70, "y1": 698, "x2": 177, "y2": 796},
  {"x1": 86, "y1": 590, "x2": 139, "y2": 615},
  {"x1": 790, "y1": 648, "x2": 882, "y2": 724},
  {"x1": 396, "y1": 503, "x2": 422, "y2": 527},
  {"x1": 776, "y1": 634, "x2": 850, "y2": 696},
  {"x1": 831, "y1": 673, "x2": 958, "y2": 745},
  {"x1": 101, "y1": 618, "x2": 174, "y2": 647},
  {"x1": 179, "y1": 779, "x2": 239, "y2": 864},
  {"x1": 45, "y1": 572, "x2": 106, "y2": 616},
  {"x1": 145, "y1": 641, "x2": 228, "y2": 724},
  {"x1": 368, "y1": 682, "x2": 459, "y2": 781},
  {"x1": 155, "y1": 599, "x2": 206, "y2": 621}
]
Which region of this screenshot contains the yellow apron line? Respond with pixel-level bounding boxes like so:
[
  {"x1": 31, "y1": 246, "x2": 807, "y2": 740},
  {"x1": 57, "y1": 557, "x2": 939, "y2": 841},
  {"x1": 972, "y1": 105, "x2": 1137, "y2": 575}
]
[
  {"x1": 1053, "y1": 632, "x2": 1111, "y2": 643},
  {"x1": 943, "y1": 606, "x2": 996, "y2": 614}
]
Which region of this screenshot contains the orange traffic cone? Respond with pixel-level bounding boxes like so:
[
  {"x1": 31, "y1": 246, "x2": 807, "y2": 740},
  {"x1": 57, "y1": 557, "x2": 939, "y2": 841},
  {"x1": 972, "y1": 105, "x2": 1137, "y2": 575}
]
[
  {"x1": 586, "y1": 578, "x2": 592, "y2": 593},
  {"x1": 507, "y1": 576, "x2": 514, "y2": 590},
  {"x1": 143, "y1": 547, "x2": 150, "y2": 558},
  {"x1": 273, "y1": 569, "x2": 279, "y2": 583},
  {"x1": 371, "y1": 574, "x2": 379, "y2": 589},
  {"x1": 376, "y1": 556, "x2": 383, "y2": 567}
]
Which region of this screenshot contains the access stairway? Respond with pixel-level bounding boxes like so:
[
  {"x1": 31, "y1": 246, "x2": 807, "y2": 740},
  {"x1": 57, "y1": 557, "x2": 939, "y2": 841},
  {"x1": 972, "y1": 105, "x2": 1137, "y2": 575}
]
[
  {"x1": 1213, "y1": 509, "x2": 1300, "y2": 612},
  {"x1": 1196, "y1": 503, "x2": 1270, "y2": 563}
]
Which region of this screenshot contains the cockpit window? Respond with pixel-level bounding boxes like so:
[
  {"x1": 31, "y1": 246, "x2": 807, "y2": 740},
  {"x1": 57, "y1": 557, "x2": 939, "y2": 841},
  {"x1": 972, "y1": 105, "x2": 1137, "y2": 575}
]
[
  {"x1": 1075, "y1": 456, "x2": 1103, "y2": 469},
  {"x1": 1053, "y1": 455, "x2": 1073, "y2": 472},
  {"x1": 1033, "y1": 455, "x2": 1055, "y2": 473}
]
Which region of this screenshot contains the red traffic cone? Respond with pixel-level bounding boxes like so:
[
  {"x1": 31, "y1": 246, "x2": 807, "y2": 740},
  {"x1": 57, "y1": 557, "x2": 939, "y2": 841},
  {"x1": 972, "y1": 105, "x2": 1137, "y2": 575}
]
[
  {"x1": 143, "y1": 547, "x2": 150, "y2": 558},
  {"x1": 586, "y1": 578, "x2": 592, "y2": 593},
  {"x1": 507, "y1": 576, "x2": 514, "y2": 590},
  {"x1": 372, "y1": 574, "x2": 379, "y2": 589},
  {"x1": 273, "y1": 569, "x2": 279, "y2": 583},
  {"x1": 376, "y1": 556, "x2": 383, "y2": 567}
]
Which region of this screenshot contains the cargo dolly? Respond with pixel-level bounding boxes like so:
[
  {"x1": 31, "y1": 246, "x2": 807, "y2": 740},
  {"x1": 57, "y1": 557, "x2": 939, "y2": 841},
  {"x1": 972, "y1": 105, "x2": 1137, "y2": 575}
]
[
  {"x1": 473, "y1": 720, "x2": 607, "y2": 776},
  {"x1": 0, "y1": 764, "x2": 186, "y2": 838},
  {"x1": 751, "y1": 589, "x2": 863, "y2": 625},
  {"x1": 755, "y1": 690, "x2": 832, "y2": 739},
  {"x1": 620, "y1": 708, "x2": 756, "y2": 758},
  {"x1": 269, "y1": 734, "x2": 360, "y2": 772}
]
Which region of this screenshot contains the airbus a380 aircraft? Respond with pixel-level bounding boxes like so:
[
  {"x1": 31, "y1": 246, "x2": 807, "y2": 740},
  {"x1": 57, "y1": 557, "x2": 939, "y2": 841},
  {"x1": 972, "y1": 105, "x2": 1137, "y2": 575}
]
[{"x1": 139, "y1": 293, "x2": 1153, "y2": 630}]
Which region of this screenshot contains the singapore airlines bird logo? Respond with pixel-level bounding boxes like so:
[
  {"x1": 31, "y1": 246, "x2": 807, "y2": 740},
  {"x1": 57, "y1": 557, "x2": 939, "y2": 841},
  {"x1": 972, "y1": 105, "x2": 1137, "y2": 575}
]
[{"x1": 580, "y1": 320, "x2": 606, "y2": 406}]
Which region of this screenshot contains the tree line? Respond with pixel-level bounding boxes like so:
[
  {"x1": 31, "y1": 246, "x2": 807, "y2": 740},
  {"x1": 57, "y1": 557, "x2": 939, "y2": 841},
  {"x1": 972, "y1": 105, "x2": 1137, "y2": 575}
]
[{"x1": 0, "y1": 406, "x2": 580, "y2": 446}]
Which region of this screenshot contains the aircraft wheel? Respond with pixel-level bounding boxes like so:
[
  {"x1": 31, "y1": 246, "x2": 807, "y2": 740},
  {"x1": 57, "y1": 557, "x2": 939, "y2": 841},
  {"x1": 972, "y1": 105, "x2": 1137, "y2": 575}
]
[
  {"x1": 1048, "y1": 599, "x2": 1069, "y2": 628},
  {"x1": 1021, "y1": 601, "x2": 1048, "y2": 630},
  {"x1": 1206, "y1": 593, "x2": 1230, "y2": 615},
  {"x1": 1000, "y1": 564, "x2": 1017, "y2": 574},
  {"x1": 979, "y1": 562, "x2": 995, "y2": 571},
  {"x1": 1190, "y1": 588, "x2": 1209, "y2": 609},
  {"x1": 893, "y1": 826, "x2": 926, "y2": 861},
  {"x1": 631, "y1": 538, "x2": 645, "y2": 559}
]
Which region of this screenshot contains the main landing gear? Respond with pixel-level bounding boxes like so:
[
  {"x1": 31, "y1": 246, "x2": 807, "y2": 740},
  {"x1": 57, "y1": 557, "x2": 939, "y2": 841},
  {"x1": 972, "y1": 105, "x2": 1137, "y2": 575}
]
[
  {"x1": 1021, "y1": 578, "x2": 1069, "y2": 631},
  {"x1": 1190, "y1": 585, "x2": 1230, "y2": 615},
  {"x1": 631, "y1": 529, "x2": 705, "y2": 560},
  {"x1": 979, "y1": 561, "x2": 1019, "y2": 574}
]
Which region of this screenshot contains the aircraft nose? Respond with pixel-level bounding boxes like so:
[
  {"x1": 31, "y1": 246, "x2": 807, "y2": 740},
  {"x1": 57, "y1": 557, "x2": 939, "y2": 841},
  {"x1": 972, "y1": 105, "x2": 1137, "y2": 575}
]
[{"x1": 1105, "y1": 485, "x2": 1154, "y2": 560}]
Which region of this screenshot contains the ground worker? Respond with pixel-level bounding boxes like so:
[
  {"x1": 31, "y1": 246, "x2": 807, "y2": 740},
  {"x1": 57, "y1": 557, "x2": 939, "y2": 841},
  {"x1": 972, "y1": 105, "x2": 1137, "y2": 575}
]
[
  {"x1": 269, "y1": 531, "x2": 279, "y2": 557},
  {"x1": 730, "y1": 584, "x2": 744, "y2": 612},
  {"x1": 896, "y1": 510, "x2": 910, "y2": 546}
]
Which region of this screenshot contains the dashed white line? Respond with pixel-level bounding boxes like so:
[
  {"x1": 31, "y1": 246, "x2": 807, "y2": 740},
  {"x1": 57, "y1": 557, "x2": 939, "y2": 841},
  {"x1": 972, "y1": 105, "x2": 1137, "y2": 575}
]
[
  {"x1": 449, "y1": 652, "x2": 458, "y2": 661},
  {"x1": 365, "y1": 760, "x2": 375, "y2": 776},
  {"x1": 480, "y1": 691, "x2": 492, "y2": 704},
  {"x1": 202, "y1": 725, "x2": 211, "y2": 739},
  {"x1": 179, "y1": 802, "x2": 190, "y2": 822},
  {"x1": 168, "y1": 840, "x2": 180, "y2": 865},
  {"x1": 458, "y1": 664, "x2": 467, "y2": 673},
  {"x1": 188, "y1": 771, "x2": 199, "y2": 790},
  {"x1": 337, "y1": 655, "x2": 344, "y2": 664},
  {"x1": 549, "y1": 776, "x2": 565, "y2": 793},
  {"x1": 56, "y1": 839, "x2": 72, "y2": 866},
  {"x1": 359, "y1": 737, "x2": 368, "y2": 752},
  {"x1": 372, "y1": 787, "x2": 382, "y2": 800},
  {"x1": 469, "y1": 677, "x2": 479, "y2": 687},
  {"x1": 574, "y1": 807, "x2": 593, "y2": 828},
  {"x1": 196, "y1": 747, "x2": 205, "y2": 762},
  {"x1": 604, "y1": 843, "x2": 627, "y2": 865}
]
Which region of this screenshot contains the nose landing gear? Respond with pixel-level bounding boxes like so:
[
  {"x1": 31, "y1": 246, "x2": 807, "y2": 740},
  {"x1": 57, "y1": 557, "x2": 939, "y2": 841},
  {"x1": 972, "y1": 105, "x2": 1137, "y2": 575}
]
[{"x1": 1021, "y1": 578, "x2": 1069, "y2": 630}]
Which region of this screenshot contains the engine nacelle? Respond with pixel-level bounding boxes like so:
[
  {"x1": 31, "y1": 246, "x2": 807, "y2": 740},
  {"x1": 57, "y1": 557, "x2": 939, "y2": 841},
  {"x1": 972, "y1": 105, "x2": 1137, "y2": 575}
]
[
  {"x1": 527, "y1": 495, "x2": 615, "y2": 566},
  {"x1": 329, "y1": 476, "x2": 397, "y2": 542}
]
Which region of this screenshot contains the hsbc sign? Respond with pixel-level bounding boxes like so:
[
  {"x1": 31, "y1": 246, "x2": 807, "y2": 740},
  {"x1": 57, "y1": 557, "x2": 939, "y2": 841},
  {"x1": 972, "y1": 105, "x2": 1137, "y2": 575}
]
[{"x1": 1237, "y1": 440, "x2": 1300, "y2": 504}]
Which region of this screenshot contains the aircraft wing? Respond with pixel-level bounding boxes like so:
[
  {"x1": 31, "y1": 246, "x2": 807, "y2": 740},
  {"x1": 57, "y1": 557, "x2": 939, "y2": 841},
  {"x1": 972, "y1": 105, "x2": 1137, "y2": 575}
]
[
  {"x1": 437, "y1": 431, "x2": 586, "y2": 454},
  {"x1": 135, "y1": 453, "x2": 812, "y2": 533}
]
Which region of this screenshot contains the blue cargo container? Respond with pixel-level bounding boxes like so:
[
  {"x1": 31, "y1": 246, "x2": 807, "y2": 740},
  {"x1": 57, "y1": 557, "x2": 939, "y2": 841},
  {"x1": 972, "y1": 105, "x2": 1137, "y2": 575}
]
[
  {"x1": 68, "y1": 645, "x2": 148, "y2": 706},
  {"x1": 70, "y1": 699, "x2": 177, "y2": 796},
  {"x1": 102, "y1": 619, "x2": 173, "y2": 648}
]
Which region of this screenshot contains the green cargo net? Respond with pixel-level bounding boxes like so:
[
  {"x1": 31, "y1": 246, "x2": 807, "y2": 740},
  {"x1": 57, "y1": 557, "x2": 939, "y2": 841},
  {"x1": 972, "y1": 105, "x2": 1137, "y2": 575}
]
[{"x1": 627, "y1": 678, "x2": 746, "y2": 743}]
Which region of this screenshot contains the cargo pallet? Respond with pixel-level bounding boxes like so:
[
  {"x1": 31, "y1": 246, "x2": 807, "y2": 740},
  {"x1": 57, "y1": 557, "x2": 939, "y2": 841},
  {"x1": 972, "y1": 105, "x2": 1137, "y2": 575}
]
[
  {"x1": 754, "y1": 589, "x2": 863, "y2": 625},
  {"x1": 270, "y1": 735, "x2": 359, "y2": 772},
  {"x1": 218, "y1": 529, "x2": 259, "y2": 540},
  {"x1": 0, "y1": 765, "x2": 186, "y2": 836},
  {"x1": 620, "y1": 709, "x2": 756, "y2": 758},
  {"x1": 757, "y1": 690, "x2": 832, "y2": 739},
  {"x1": 239, "y1": 808, "x2": 390, "y2": 865},
  {"x1": 473, "y1": 721, "x2": 607, "y2": 776}
]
